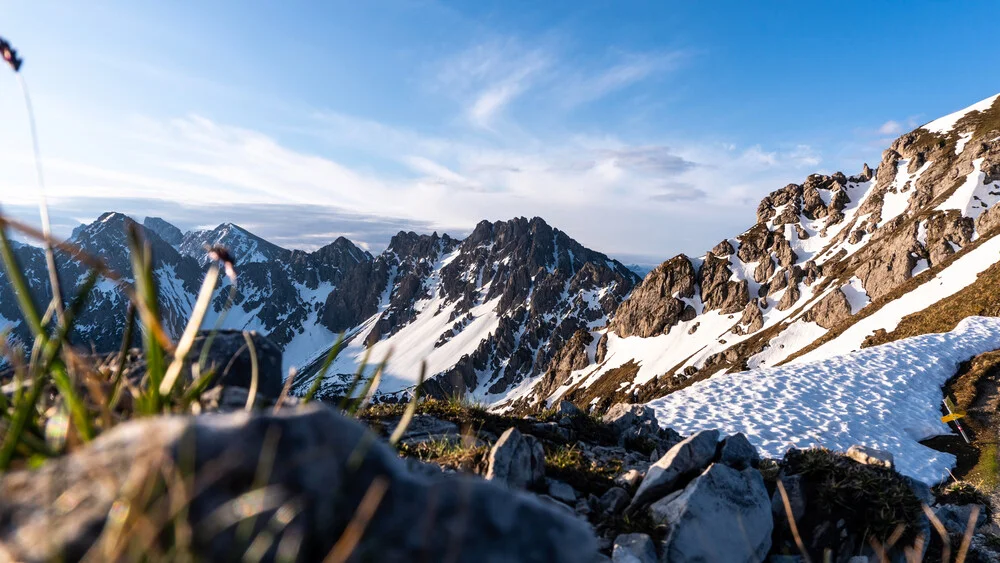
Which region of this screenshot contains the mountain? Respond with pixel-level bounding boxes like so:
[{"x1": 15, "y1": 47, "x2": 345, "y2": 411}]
[
  {"x1": 0, "y1": 214, "x2": 638, "y2": 401},
  {"x1": 3, "y1": 93, "x2": 998, "y2": 414},
  {"x1": 290, "y1": 218, "x2": 640, "y2": 401},
  {"x1": 505, "y1": 93, "x2": 1000, "y2": 412}
]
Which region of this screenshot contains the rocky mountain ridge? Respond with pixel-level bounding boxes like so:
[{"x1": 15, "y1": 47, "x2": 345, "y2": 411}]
[
  {"x1": 508, "y1": 92, "x2": 1000, "y2": 412},
  {"x1": 0, "y1": 213, "x2": 639, "y2": 403}
]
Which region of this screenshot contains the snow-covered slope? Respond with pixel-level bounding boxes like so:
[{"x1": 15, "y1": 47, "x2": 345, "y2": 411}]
[
  {"x1": 512, "y1": 92, "x2": 1000, "y2": 413},
  {"x1": 646, "y1": 316, "x2": 1000, "y2": 484}
]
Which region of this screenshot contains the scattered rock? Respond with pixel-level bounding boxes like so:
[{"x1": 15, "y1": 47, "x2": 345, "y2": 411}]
[
  {"x1": 845, "y1": 445, "x2": 894, "y2": 469},
  {"x1": 393, "y1": 414, "x2": 461, "y2": 445},
  {"x1": 548, "y1": 480, "x2": 578, "y2": 504},
  {"x1": 486, "y1": 427, "x2": 546, "y2": 489},
  {"x1": 719, "y1": 432, "x2": 760, "y2": 470},
  {"x1": 629, "y1": 429, "x2": 719, "y2": 510},
  {"x1": 612, "y1": 533, "x2": 657, "y2": 563},
  {"x1": 655, "y1": 463, "x2": 773, "y2": 563},
  {"x1": 615, "y1": 469, "x2": 644, "y2": 491},
  {"x1": 602, "y1": 403, "x2": 660, "y2": 444},
  {"x1": 0, "y1": 406, "x2": 598, "y2": 562},
  {"x1": 599, "y1": 487, "x2": 631, "y2": 515},
  {"x1": 934, "y1": 503, "x2": 988, "y2": 536}
]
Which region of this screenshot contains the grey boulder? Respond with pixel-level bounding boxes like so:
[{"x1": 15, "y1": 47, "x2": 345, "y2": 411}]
[
  {"x1": 933, "y1": 503, "x2": 988, "y2": 535},
  {"x1": 655, "y1": 463, "x2": 773, "y2": 563},
  {"x1": 720, "y1": 432, "x2": 760, "y2": 469},
  {"x1": 486, "y1": 427, "x2": 546, "y2": 489},
  {"x1": 603, "y1": 403, "x2": 658, "y2": 436},
  {"x1": 628, "y1": 429, "x2": 719, "y2": 510},
  {"x1": 612, "y1": 533, "x2": 657, "y2": 563},
  {"x1": 188, "y1": 330, "x2": 284, "y2": 399},
  {"x1": 557, "y1": 400, "x2": 584, "y2": 417}
]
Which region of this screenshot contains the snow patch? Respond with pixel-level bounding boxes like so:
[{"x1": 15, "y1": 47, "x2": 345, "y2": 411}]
[
  {"x1": 937, "y1": 159, "x2": 1000, "y2": 220},
  {"x1": 648, "y1": 316, "x2": 1000, "y2": 484},
  {"x1": 841, "y1": 277, "x2": 870, "y2": 314}
]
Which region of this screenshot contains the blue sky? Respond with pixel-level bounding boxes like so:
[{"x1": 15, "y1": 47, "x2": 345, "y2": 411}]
[{"x1": 0, "y1": 0, "x2": 997, "y2": 264}]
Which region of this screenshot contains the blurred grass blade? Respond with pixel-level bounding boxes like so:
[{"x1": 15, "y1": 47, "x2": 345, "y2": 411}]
[
  {"x1": 107, "y1": 304, "x2": 136, "y2": 412},
  {"x1": 16, "y1": 73, "x2": 65, "y2": 325},
  {"x1": 126, "y1": 223, "x2": 166, "y2": 412},
  {"x1": 0, "y1": 220, "x2": 45, "y2": 339},
  {"x1": 159, "y1": 264, "x2": 219, "y2": 396},
  {"x1": 336, "y1": 346, "x2": 371, "y2": 411},
  {"x1": 348, "y1": 351, "x2": 390, "y2": 416},
  {"x1": 181, "y1": 365, "x2": 217, "y2": 409},
  {"x1": 303, "y1": 333, "x2": 347, "y2": 404},
  {"x1": 46, "y1": 270, "x2": 100, "y2": 442},
  {"x1": 242, "y1": 331, "x2": 259, "y2": 412},
  {"x1": 273, "y1": 367, "x2": 297, "y2": 413},
  {"x1": 389, "y1": 362, "x2": 426, "y2": 447}
]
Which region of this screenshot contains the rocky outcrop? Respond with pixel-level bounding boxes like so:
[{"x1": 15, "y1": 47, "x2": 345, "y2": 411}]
[
  {"x1": 699, "y1": 256, "x2": 749, "y2": 314},
  {"x1": 803, "y1": 288, "x2": 853, "y2": 329},
  {"x1": 610, "y1": 256, "x2": 697, "y2": 338}
]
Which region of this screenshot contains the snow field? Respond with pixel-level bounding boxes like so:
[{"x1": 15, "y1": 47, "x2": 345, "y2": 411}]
[{"x1": 647, "y1": 316, "x2": 1000, "y2": 484}]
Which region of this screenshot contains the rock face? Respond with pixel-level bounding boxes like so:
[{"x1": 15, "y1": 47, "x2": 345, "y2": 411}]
[
  {"x1": 0, "y1": 407, "x2": 599, "y2": 563},
  {"x1": 610, "y1": 256, "x2": 697, "y2": 338},
  {"x1": 486, "y1": 427, "x2": 546, "y2": 489},
  {"x1": 655, "y1": 463, "x2": 772, "y2": 563}
]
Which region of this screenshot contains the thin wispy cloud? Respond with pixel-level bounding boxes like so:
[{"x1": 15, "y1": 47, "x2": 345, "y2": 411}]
[
  {"x1": 434, "y1": 37, "x2": 686, "y2": 129},
  {"x1": 435, "y1": 39, "x2": 552, "y2": 129},
  {"x1": 558, "y1": 51, "x2": 686, "y2": 108}
]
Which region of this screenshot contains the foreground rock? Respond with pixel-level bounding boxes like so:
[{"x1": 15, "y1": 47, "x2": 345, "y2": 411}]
[
  {"x1": 628, "y1": 429, "x2": 719, "y2": 510},
  {"x1": 654, "y1": 463, "x2": 772, "y2": 562},
  {"x1": 486, "y1": 427, "x2": 546, "y2": 489},
  {"x1": 611, "y1": 533, "x2": 657, "y2": 563},
  {"x1": 0, "y1": 406, "x2": 599, "y2": 562}
]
